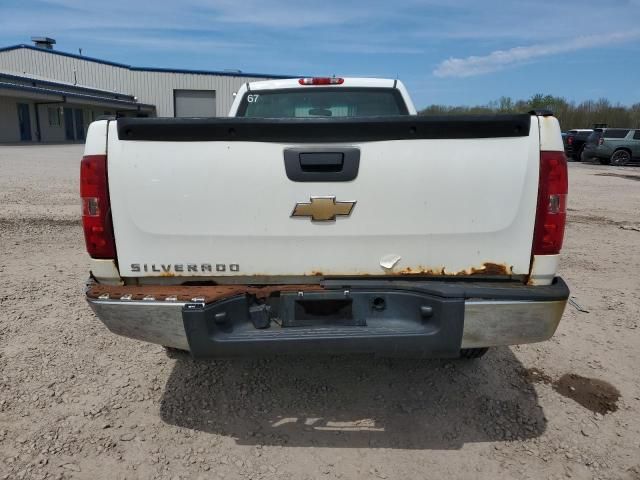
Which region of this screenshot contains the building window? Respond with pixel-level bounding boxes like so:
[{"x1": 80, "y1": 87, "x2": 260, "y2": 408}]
[{"x1": 48, "y1": 107, "x2": 61, "y2": 126}]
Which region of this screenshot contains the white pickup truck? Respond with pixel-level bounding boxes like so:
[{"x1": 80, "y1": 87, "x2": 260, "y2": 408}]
[{"x1": 82, "y1": 77, "x2": 569, "y2": 359}]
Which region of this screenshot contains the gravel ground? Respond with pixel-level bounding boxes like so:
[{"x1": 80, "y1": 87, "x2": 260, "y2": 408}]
[{"x1": 1, "y1": 145, "x2": 639, "y2": 480}]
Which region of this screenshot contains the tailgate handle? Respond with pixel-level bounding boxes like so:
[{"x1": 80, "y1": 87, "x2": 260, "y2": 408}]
[
  {"x1": 299, "y1": 152, "x2": 344, "y2": 171},
  {"x1": 284, "y1": 147, "x2": 360, "y2": 182}
]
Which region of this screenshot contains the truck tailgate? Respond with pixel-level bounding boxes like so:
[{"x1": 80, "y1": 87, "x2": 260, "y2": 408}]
[{"x1": 107, "y1": 116, "x2": 540, "y2": 279}]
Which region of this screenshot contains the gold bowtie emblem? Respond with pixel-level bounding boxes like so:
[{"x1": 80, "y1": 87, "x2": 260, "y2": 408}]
[{"x1": 291, "y1": 196, "x2": 356, "y2": 221}]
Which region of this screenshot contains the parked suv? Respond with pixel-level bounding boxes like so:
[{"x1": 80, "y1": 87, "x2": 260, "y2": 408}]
[
  {"x1": 582, "y1": 128, "x2": 640, "y2": 165},
  {"x1": 563, "y1": 129, "x2": 593, "y2": 161}
]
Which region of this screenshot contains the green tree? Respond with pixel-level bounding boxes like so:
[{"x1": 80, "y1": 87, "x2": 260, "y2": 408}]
[{"x1": 419, "y1": 95, "x2": 640, "y2": 129}]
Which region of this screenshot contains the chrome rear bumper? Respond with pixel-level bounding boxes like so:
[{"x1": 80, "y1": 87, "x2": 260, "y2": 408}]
[
  {"x1": 461, "y1": 299, "x2": 566, "y2": 348},
  {"x1": 86, "y1": 279, "x2": 568, "y2": 355},
  {"x1": 87, "y1": 298, "x2": 191, "y2": 350}
]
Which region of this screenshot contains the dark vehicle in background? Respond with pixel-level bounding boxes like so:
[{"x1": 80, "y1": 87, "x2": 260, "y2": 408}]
[
  {"x1": 582, "y1": 128, "x2": 640, "y2": 166},
  {"x1": 563, "y1": 129, "x2": 593, "y2": 161}
]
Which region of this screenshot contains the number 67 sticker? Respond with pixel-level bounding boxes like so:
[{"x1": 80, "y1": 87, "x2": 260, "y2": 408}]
[{"x1": 247, "y1": 94, "x2": 260, "y2": 103}]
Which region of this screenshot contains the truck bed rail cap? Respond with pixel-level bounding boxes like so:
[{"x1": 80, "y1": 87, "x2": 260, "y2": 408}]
[{"x1": 116, "y1": 115, "x2": 532, "y2": 143}]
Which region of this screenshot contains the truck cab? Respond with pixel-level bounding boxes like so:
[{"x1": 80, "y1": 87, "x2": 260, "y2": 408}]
[{"x1": 229, "y1": 77, "x2": 417, "y2": 117}]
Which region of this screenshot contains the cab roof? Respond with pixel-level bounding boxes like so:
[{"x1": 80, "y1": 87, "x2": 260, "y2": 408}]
[{"x1": 245, "y1": 77, "x2": 398, "y2": 91}]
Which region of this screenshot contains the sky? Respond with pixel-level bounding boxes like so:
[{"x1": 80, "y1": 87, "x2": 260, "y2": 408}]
[{"x1": 1, "y1": 0, "x2": 640, "y2": 109}]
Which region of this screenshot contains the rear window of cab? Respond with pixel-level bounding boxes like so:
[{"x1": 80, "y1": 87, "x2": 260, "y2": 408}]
[{"x1": 236, "y1": 88, "x2": 409, "y2": 118}]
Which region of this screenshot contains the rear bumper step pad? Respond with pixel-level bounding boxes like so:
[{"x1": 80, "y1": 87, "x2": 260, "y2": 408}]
[{"x1": 183, "y1": 290, "x2": 464, "y2": 358}]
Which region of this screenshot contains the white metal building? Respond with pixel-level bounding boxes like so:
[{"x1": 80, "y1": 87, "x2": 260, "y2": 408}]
[{"x1": 0, "y1": 38, "x2": 289, "y2": 143}]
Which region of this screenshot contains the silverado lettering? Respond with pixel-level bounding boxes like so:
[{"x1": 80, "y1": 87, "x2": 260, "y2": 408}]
[{"x1": 130, "y1": 263, "x2": 240, "y2": 273}]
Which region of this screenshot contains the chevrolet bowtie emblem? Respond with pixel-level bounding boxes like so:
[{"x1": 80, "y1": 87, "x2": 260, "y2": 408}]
[{"x1": 291, "y1": 196, "x2": 356, "y2": 221}]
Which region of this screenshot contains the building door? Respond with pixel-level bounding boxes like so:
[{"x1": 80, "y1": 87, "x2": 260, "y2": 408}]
[
  {"x1": 17, "y1": 103, "x2": 32, "y2": 141},
  {"x1": 74, "y1": 109, "x2": 85, "y2": 141},
  {"x1": 174, "y1": 90, "x2": 216, "y2": 117},
  {"x1": 63, "y1": 108, "x2": 75, "y2": 140}
]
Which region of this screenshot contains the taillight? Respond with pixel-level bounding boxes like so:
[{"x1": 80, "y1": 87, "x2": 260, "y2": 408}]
[
  {"x1": 80, "y1": 154, "x2": 116, "y2": 258},
  {"x1": 567, "y1": 135, "x2": 574, "y2": 145},
  {"x1": 532, "y1": 151, "x2": 568, "y2": 255},
  {"x1": 298, "y1": 77, "x2": 344, "y2": 85}
]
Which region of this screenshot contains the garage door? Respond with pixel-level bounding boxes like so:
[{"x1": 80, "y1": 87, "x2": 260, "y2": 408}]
[{"x1": 174, "y1": 90, "x2": 216, "y2": 117}]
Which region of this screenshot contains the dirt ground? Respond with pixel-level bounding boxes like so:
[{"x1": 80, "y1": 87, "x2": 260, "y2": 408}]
[{"x1": 1, "y1": 145, "x2": 639, "y2": 480}]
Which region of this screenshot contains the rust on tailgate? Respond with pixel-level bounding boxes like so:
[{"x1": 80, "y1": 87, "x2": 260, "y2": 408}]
[
  {"x1": 87, "y1": 283, "x2": 325, "y2": 304},
  {"x1": 88, "y1": 263, "x2": 515, "y2": 303},
  {"x1": 391, "y1": 262, "x2": 512, "y2": 276},
  {"x1": 130, "y1": 262, "x2": 513, "y2": 279},
  {"x1": 472, "y1": 262, "x2": 512, "y2": 275}
]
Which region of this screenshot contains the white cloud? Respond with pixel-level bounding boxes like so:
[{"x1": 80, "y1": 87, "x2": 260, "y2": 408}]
[
  {"x1": 33, "y1": 0, "x2": 418, "y2": 29},
  {"x1": 80, "y1": 34, "x2": 255, "y2": 52},
  {"x1": 434, "y1": 31, "x2": 640, "y2": 78}
]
